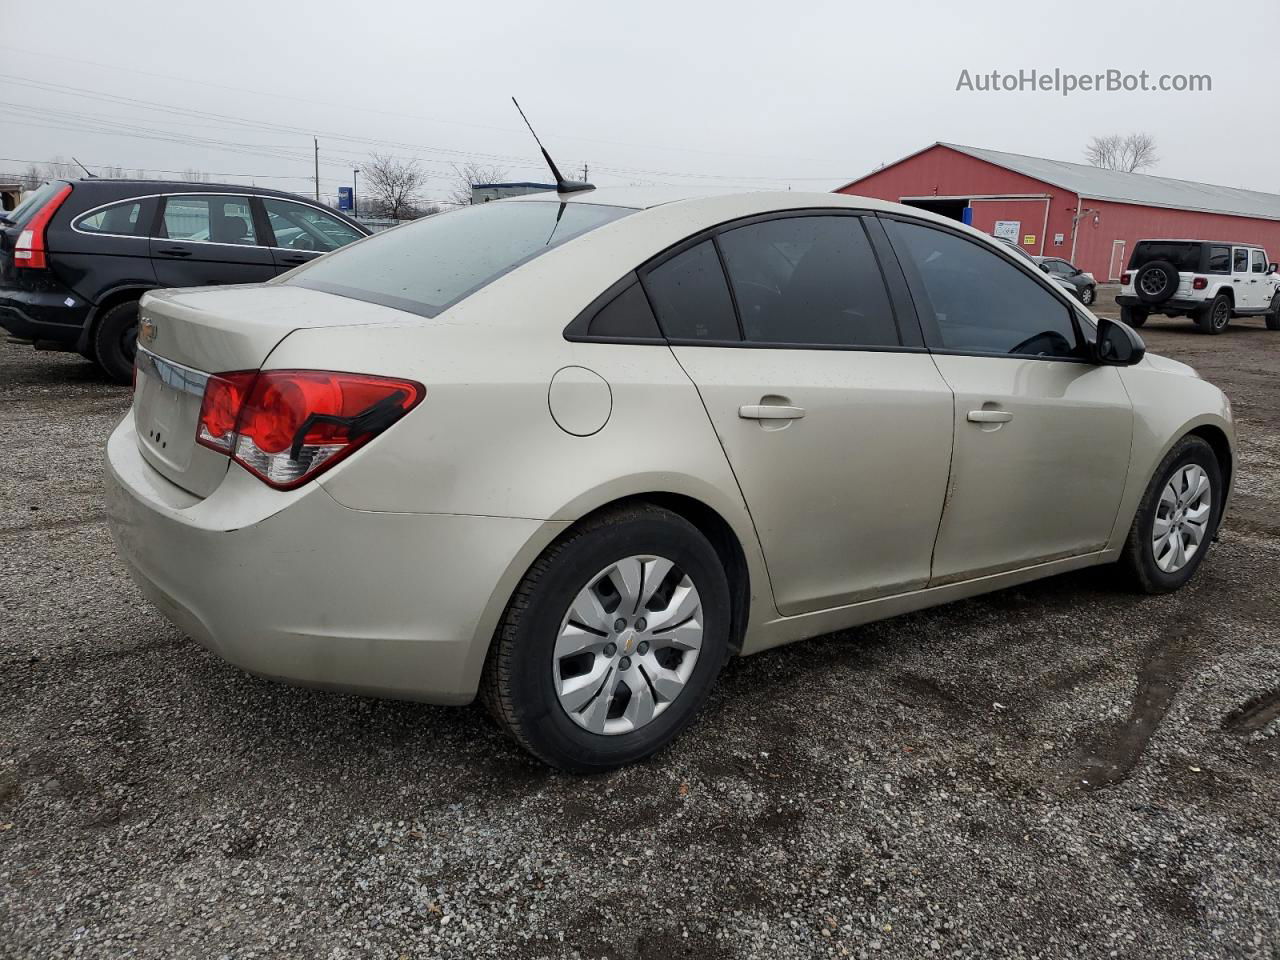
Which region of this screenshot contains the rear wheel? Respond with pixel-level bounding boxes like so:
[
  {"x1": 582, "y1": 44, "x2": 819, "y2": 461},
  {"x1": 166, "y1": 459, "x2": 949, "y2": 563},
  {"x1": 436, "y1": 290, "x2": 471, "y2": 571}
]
[
  {"x1": 481, "y1": 504, "x2": 731, "y2": 771},
  {"x1": 1120, "y1": 305, "x2": 1148, "y2": 327},
  {"x1": 1267, "y1": 292, "x2": 1280, "y2": 331},
  {"x1": 1119, "y1": 436, "x2": 1222, "y2": 593},
  {"x1": 1196, "y1": 293, "x2": 1232, "y2": 335},
  {"x1": 92, "y1": 299, "x2": 140, "y2": 384}
]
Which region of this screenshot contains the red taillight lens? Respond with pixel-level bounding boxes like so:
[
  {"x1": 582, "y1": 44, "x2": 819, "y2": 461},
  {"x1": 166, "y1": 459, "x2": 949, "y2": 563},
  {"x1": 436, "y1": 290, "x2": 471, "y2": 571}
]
[
  {"x1": 14, "y1": 184, "x2": 72, "y2": 269},
  {"x1": 196, "y1": 370, "x2": 424, "y2": 489},
  {"x1": 1192, "y1": 276, "x2": 1208, "y2": 290},
  {"x1": 1120, "y1": 271, "x2": 1131, "y2": 285}
]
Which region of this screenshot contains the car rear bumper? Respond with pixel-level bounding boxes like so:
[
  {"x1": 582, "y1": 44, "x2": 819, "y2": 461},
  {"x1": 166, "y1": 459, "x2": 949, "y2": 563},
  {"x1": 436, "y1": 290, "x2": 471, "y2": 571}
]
[
  {"x1": 105, "y1": 410, "x2": 565, "y2": 704},
  {"x1": 0, "y1": 284, "x2": 89, "y2": 345},
  {"x1": 1116, "y1": 294, "x2": 1204, "y2": 312}
]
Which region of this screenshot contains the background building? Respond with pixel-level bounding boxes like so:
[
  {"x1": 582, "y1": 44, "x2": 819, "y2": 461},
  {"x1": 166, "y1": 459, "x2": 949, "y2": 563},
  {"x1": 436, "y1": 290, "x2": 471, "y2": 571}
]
[{"x1": 837, "y1": 143, "x2": 1280, "y2": 281}]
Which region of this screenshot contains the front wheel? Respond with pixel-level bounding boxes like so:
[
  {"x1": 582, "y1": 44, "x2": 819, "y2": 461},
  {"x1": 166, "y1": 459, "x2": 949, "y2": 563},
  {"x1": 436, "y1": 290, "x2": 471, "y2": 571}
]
[
  {"x1": 1119, "y1": 436, "x2": 1222, "y2": 593},
  {"x1": 481, "y1": 504, "x2": 732, "y2": 771},
  {"x1": 1120, "y1": 305, "x2": 1148, "y2": 327},
  {"x1": 1196, "y1": 293, "x2": 1231, "y2": 335},
  {"x1": 1080, "y1": 285, "x2": 1096, "y2": 306},
  {"x1": 1267, "y1": 292, "x2": 1280, "y2": 331}
]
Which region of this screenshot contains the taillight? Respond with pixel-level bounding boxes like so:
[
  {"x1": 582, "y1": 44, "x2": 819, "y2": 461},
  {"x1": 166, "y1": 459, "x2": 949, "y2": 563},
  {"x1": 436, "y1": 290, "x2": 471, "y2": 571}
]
[
  {"x1": 1120, "y1": 271, "x2": 1131, "y2": 285},
  {"x1": 1192, "y1": 276, "x2": 1208, "y2": 290},
  {"x1": 196, "y1": 370, "x2": 424, "y2": 489},
  {"x1": 14, "y1": 184, "x2": 72, "y2": 269}
]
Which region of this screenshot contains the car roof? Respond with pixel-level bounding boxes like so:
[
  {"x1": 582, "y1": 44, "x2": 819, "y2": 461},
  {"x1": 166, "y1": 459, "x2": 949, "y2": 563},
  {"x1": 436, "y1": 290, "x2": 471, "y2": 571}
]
[
  {"x1": 1137, "y1": 238, "x2": 1263, "y2": 246},
  {"x1": 67, "y1": 177, "x2": 330, "y2": 202}
]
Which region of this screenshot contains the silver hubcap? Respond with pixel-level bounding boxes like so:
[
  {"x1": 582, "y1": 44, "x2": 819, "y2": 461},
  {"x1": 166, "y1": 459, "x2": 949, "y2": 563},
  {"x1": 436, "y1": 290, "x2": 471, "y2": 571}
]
[
  {"x1": 1139, "y1": 272, "x2": 1165, "y2": 296},
  {"x1": 554, "y1": 555, "x2": 703, "y2": 736},
  {"x1": 1214, "y1": 301, "x2": 1229, "y2": 326},
  {"x1": 1152, "y1": 464, "x2": 1212, "y2": 573}
]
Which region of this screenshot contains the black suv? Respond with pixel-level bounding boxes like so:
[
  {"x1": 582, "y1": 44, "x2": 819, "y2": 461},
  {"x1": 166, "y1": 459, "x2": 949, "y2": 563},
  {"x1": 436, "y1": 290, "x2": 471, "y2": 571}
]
[{"x1": 0, "y1": 179, "x2": 369, "y2": 382}]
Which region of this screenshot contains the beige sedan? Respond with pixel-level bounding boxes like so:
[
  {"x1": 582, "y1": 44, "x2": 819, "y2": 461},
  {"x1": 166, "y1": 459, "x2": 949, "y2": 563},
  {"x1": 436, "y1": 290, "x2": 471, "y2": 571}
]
[{"x1": 106, "y1": 189, "x2": 1235, "y2": 770}]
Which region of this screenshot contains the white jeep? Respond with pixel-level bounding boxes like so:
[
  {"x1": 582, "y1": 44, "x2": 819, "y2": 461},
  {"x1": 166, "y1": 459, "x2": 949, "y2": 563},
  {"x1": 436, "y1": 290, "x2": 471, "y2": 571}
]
[{"x1": 1117, "y1": 239, "x2": 1280, "y2": 334}]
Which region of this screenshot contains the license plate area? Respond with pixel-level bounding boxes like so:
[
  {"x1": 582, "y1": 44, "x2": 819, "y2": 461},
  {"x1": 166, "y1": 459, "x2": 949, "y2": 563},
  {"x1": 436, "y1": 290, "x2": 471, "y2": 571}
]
[{"x1": 133, "y1": 346, "x2": 210, "y2": 473}]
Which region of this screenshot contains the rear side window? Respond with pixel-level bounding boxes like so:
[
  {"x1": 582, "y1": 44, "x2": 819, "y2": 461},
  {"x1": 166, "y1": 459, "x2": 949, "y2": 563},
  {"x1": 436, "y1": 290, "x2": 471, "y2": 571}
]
[
  {"x1": 1129, "y1": 241, "x2": 1200, "y2": 272},
  {"x1": 886, "y1": 219, "x2": 1081, "y2": 359},
  {"x1": 288, "y1": 200, "x2": 632, "y2": 319},
  {"x1": 1233, "y1": 248, "x2": 1249, "y2": 272},
  {"x1": 717, "y1": 216, "x2": 898, "y2": 347},
  {"x1": 642, "y1": 240, "x2": 739, "y2": 342},
  {"x1": 161, "y1": 195, "x2": 257, "y2": 245},
  {"x1": 585, "y1": 280, "x2": 662, "y2": 340},
  {"x1": 1207, "y1": 246, "x2": 1230, "y2": 274},
  {"x1": 74, "y1": 200, "x2": 146, "y2": 237}
]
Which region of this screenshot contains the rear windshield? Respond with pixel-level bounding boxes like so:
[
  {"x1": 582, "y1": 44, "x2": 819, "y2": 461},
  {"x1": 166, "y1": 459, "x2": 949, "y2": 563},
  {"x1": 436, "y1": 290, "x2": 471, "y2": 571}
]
[
  {"x1": 6, "y1": 181, "x2": 65, "y2": 227},
  {"x1": 287, "y1": 200, "x2": 634, "y2": 318},
  {"x1": 1129, "y1": 241, "x2": 1201, "y2": 272}
]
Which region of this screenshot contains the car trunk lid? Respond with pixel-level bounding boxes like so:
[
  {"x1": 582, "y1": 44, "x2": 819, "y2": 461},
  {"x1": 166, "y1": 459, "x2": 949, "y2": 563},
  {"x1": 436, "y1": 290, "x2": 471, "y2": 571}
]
[{"x1": 132, "y1": 284, "x2": 412, "y2": 497}]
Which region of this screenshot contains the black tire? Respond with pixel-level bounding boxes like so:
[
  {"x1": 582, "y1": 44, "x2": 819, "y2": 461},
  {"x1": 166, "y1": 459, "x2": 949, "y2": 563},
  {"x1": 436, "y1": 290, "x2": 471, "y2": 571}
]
[
  {"x1": 1080, "y1": 285, "x2": 1096, "y2": 306},
  {"x1": 1266, "y1": 292, "x2": 1280, "y2": 331},
  {"x1": 1195, "y1": 293, "x2": 1231, "y2": 335},
  {"x1": 1120, "y1": 304, "x2": 1148, "y2": 328},
  {"x1": 1119, "y1": 436, "x2": 1222, "y2": 594},
  {"x1": 1134, "y1": 260, "x2": 1179, "y2": 304},
  {"x1": 92, "y1": 299, "x2": 140, "y2": 384},
  {"x1": 480, "y1": 504, "x2": 732, "y2": 772}
]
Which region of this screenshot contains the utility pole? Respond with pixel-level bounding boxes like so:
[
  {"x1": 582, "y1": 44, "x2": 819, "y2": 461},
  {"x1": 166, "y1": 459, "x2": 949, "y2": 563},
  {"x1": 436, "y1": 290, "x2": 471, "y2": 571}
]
[
  {"x1": 314, "y1": 137, "x2": 320, "y2": 202},
  {"x1": 581, "y1": 162, "x2": 588, "y2": 182}
]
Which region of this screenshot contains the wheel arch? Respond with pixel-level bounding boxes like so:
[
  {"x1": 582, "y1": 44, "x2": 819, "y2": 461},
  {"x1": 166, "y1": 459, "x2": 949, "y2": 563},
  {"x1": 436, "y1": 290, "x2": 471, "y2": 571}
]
[
  {"x1": 77, "y1": 284, "x2": 155, "y2": 353},
  {"x1": 1187, "y1": 422, "x2": 1234, "y2": 500}
]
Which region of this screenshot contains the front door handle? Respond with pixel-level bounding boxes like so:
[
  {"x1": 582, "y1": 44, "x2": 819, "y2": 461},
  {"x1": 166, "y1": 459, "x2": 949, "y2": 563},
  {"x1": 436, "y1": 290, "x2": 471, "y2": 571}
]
[
  {"x1": 967, "y1": 409, "x2": 1014, "y2": 424},
  {"x1": 739, "y1": 403, "x2": 806, "y2": 421},
  {"x1": 156, "y1": 246, "x2": 192, "y2": 257}
]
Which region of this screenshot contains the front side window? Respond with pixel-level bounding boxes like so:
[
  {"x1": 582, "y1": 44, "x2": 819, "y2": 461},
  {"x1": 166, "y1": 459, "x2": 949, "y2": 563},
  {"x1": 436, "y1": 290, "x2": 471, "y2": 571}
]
[
  {"x1": 263, "y1": 198, "x2": 363, "y2": 252},
  {"x1": 161, "y1": 195, "x2": 257, "y2": 245},
  {"x1": 716, "y1": 216, "x2": 898, "y2": 347},
  {"x1": 642, "y1": 240, "x2": 739, "y2": 341},
  {"x1": 75, "y1": 200, "x2": 145, "y2": 236},
  {"x1": 1252, "y1": 249, "x2": 1267, "y2": 273},
  {"x1": 1042, "y1": 259, "x2": 1070, "y2": 277},
  {"x1": 886, "y1": 219, "x2": 1081, "y2": 359},
  {"x1": 1207, "y1": 245, "x2": 1230, "y2": 274},
  {"x1": 288, "y1": 200, "x2": 631, "y2": 318},
  {"x1": 1233, "y1": 248, "x2": 1250, "y2": 273}
]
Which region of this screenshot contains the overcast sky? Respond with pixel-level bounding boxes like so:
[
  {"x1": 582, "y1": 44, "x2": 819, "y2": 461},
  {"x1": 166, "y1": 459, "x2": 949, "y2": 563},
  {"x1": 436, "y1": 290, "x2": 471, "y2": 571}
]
[{"x1": 3, "y1": 0, "x2": 1276, "y2": 204}]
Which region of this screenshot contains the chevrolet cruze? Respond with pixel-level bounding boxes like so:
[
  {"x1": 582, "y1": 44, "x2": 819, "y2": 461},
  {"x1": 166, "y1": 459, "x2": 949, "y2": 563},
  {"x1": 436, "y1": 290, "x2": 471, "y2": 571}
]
[{"x1": 105, "y1": 189, "x2": 1236, "y2": 771}]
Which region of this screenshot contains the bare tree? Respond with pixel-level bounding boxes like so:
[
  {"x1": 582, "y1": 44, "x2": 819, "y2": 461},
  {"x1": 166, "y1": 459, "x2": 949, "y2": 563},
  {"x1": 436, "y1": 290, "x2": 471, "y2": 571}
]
[
  {"x1": 448, "y1": 162, "x2": 510, "y2": 207},
  {"x1": 1085, "y1": 133, "x2": 1158, "y2": 173},
  {"x1": 181, "y1": 168, "x2": 210, "y2": 183},
  {"x1": 363, "y1": 153, "x2": 426, "y2": 220}
]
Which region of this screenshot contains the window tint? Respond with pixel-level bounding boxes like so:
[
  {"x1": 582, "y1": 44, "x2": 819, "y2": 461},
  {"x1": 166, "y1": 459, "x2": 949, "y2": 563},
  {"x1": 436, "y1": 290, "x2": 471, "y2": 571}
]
[
  {"x1": 716, "y1": 216, "x2": 898, "y2": 347},
  {"x1": 642, "y1": 240, "x2": 739, "y2": 341},
  {"x1": 586, "y1": 280, "x2": 662, "y2": 340},
  {"x1": 887, "y1": 220, "x2": 1081, "y2": 359},
  {"x1": 162, "y1": 195, "x2": 257, "y2": 245},
  {"x1": 1207, "y1": 245, "x2": 1230, "y2": 273},
  {"x1": 1233, "y1": 248, "x2": 1249, "y2": 272},
  {"x1": 75, "y1": 200, "x2": 145, "y2": 236},
  {"x1": 288, "y1": 201, "x2": 631, "y2": 319},
  {"x1": 1252, "y1": 249, "x2": 1267, "y2": 274},
  {"x1": 1130, "y1": 241, "x2": 1201, "y2": 272},
  {"x1": 263, "y1": 198, "x2": 363, "y2": 252}
]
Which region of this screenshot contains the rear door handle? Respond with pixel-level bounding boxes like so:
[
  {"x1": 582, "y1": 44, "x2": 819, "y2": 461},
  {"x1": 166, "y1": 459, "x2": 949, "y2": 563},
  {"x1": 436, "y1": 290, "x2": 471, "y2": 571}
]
[
  {"x1": 156, "y1": 246, "x2": 192, "y2": 257},
  {"x1": 967, "y1": 410, "x2": 1014, "y2": 423},
  {"x1": 739, "y1": 404, "x2": 806, "y2": 421}
]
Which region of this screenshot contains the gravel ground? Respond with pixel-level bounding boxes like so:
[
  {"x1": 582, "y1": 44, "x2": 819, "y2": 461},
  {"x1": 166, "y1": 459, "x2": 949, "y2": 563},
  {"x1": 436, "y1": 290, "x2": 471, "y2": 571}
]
[{"x1": 2, "y1": 289, "x2": 1278, "y2": 959}]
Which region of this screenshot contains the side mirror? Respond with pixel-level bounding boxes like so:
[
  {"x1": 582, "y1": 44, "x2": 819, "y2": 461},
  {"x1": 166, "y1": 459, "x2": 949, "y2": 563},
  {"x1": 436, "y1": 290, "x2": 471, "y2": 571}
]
[
  {"x1": 1039, "y1": 263, "x2": 1050, "y2": 273},
  {"x1": 1269, "y1": 262, "x2": 1278, "y2": 275},
  {"x1": 1094, "y1": 316, "x2": 1145, "y2": 366}
]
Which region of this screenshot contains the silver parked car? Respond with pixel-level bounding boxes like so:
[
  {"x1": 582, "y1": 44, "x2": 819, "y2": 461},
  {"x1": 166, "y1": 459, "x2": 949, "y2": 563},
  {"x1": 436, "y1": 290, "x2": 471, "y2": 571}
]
[{"x1": 106, "y1": 189, "x2": 1236, "y2": 771}]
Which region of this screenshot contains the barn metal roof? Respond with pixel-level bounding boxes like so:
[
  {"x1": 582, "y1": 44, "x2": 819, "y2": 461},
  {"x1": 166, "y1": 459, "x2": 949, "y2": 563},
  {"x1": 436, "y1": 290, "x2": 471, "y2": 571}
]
[{"x1": 939, "y1": 142, "x2": 1280, "y2": 222}]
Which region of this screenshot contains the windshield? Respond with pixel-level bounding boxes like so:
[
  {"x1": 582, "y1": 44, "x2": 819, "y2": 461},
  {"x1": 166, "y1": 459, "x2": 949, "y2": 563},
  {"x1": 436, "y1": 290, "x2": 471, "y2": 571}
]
[{"x1": 286, "y1": 200, "x2": 634, "y2": 318}]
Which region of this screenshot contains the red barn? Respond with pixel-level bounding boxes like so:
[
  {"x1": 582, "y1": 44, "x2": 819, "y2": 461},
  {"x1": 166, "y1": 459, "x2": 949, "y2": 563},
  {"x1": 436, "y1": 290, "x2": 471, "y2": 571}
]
[{"x1": 837, "y1": 142, "x2": 1280, "y2": 282}]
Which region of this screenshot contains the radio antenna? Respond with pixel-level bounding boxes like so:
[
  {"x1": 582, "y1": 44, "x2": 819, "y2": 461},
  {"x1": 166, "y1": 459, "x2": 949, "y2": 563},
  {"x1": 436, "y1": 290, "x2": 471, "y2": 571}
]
[{"x1": 511, "y1": 98, "x2": 594, "y2": 194}]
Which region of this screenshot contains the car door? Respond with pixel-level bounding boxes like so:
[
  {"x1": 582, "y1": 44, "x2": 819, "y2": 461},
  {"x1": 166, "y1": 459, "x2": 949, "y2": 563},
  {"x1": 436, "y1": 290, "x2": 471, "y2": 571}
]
[
  {"x1": 1250, "y1": 249, "x2": 1269, "y2": 309},
  {"x1": 1230, "y1": 246, "x2": 1255, "y2": 310},
  {"x1": 150, "y1": 194, "x2": 275, "y2": 287},
  {"x1": 646, "y1": 214, "x2": 955, "y2": 616},
  {"x1": 260, "y1": 196, "x2": 367, "y2": 275},
  {"x1": 882, "y1": 216, "x2": 1133, "y2": 584}
]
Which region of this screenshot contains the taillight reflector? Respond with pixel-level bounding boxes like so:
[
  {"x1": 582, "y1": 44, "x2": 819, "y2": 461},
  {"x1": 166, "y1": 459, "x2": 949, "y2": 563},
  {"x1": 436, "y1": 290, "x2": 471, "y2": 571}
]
[
  {"x1": 1192, "y1": 276, "x2": 1208, "y2": 290},
  {"x1": 1120, "y1": 271, "x2": 1131, "y2": 285},
  {"x1": 196, "y1": 370, "x2": 424, "y2": 489},
  {"x1": 14, "y1": 184, "x2": 72, "y2": 269}
]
